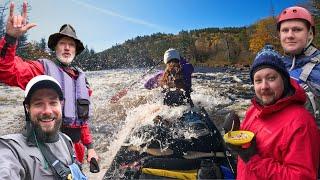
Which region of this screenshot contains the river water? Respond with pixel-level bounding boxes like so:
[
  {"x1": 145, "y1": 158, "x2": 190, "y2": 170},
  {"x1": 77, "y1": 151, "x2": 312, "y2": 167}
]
[{"x1": 0, "y1": 67, "x2": 253, "y2": 178}]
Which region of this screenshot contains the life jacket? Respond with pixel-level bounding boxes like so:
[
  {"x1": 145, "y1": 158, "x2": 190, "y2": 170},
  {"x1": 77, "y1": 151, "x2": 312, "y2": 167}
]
[
  {"x1": 40, "y1": 59, "x2": 90, "y2": 127},
  {"x1": 283, "y1": 45, "x2": 320, "y2": 128},
  {"x1": 2, "y1": 131, "x2": 87, "y2": 180}
]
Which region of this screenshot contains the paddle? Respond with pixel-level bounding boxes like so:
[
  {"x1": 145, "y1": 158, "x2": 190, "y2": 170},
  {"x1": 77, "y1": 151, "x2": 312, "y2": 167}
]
[{"x1": 110, "y1": 60, "x2": 163, "y2": 103}]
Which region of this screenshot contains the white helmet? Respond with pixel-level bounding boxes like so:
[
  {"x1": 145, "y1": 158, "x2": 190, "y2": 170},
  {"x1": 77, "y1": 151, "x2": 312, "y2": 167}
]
[
  {"x1": 163, "y1": 48, "x2": 180, "y2": 64},
  {"x1": 24, "y1": 75, "x2": 63, "y2": 104}
]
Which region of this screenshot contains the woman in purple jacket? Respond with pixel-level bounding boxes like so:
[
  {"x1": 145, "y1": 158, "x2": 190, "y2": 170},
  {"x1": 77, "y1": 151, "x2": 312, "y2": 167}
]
[{"x1": 144, "y1": 48, "x2": 194, "y2": 106}]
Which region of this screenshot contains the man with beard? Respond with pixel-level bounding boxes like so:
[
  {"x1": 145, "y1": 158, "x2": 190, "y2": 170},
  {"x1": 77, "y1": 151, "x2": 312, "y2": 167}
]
[
  {"x1": 224, "y1": 46, "x2": 320, "y2": 179},
  {"x1": 0, "y1": 1, "x2": 98, "y2": 164},
  {"x1": 0, "y1": 75, "x2": 87, "y2": 179}
]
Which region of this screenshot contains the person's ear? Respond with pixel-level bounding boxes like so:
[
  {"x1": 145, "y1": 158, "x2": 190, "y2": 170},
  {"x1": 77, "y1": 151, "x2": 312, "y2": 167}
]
[
  {"x1": 307, "y1": 29, "x2": 314, "y2": 42},
  {"x1": 60, "y1": 100, "x2": 64, "y2": 106},
  {"x1": 25, "y1": 104, "x2": 30, "y2": 113}
]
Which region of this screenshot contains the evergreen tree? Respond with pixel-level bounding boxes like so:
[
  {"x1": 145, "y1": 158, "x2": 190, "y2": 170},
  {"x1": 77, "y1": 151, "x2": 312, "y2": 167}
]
[
  {"x1": 0, "y1": 1, "x2": 9, "y2": 37},
  {"x1": 38, "y1": 38, "x2": 47, "y2": 51},
  {"x1": 73, "y1": 45, "x2": 91, "y2": 70},
  {"x1": 306, "y1": 0, "x2": 320, "y2": 16},
  {"x1": 90, "y1": 48, "x2": 95, "y2": 56},
  {"x1": 311, "y1": 0, "x2": 320, "y2": 46}
]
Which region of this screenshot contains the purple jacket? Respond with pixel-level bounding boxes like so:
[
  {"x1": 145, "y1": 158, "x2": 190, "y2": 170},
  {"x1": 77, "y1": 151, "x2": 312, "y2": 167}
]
[
  {"x1": 144, "y1": 57, "x2": 194, "y2": 92},
  {"x1": 144, "y1": 71, "x2": 164, "y2": 90},
  {"x1": 180, "y1": 57, "x2": 194, "y2": 91}
]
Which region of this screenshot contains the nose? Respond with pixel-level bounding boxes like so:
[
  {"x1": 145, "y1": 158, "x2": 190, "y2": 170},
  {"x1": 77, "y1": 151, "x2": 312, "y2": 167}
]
[
  {"x1": 64, "y1": 43, "x2": 70, "y2": 51},
  {"x1": 261, "y1": 79, "x2": 270, "y2": 90},
  {"x1": 42, "y1": 103, "x2": 53, "y2": 116},
  {"x1": 286, "y1": 29, "x2": 294, "y2": 38}
]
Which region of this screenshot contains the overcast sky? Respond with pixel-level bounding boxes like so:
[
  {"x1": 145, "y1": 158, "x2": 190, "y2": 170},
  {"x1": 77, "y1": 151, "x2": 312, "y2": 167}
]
[{"x1": 4, "y1": 0, "x2": 305, "y2": 52}]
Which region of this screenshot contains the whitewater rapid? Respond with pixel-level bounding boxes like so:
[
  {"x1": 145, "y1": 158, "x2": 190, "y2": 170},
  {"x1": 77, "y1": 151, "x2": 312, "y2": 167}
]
[{"x1": 0, "y1": 67, "x2": 252, "y2": 178}]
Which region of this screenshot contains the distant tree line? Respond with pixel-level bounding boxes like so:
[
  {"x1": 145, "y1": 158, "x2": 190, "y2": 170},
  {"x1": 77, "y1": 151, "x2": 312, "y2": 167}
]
[
  {"x1": 0, "y1": 0, "x2": 319, "y2": 71},
  {"x1": 85, "y1": 0, "x2": 320, "y2": 70}
]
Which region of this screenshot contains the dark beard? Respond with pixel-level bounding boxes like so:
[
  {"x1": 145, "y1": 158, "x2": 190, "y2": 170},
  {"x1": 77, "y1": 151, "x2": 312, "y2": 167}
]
[
  {"x1": 32, "y1": 119, "x2": 62, "y2": 143},
  {"x1": 255, "y1": 96, "x2": 277, "y2": 106}
]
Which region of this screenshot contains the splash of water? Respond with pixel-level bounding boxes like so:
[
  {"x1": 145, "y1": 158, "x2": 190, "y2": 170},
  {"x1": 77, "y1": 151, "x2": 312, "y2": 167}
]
[{"x1": 101, "y1": 103, "x2": 163, "y2": 168}]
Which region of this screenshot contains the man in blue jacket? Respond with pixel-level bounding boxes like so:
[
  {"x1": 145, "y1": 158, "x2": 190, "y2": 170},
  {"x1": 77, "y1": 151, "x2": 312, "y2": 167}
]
[{"x1": 277, "y1": 6, "x2": 320, "y2": 128}]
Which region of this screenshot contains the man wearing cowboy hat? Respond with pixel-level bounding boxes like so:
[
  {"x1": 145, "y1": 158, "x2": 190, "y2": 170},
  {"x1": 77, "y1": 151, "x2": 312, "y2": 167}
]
[{"x1": 0, "y1": 1, "x2": 99, "y2": 166}]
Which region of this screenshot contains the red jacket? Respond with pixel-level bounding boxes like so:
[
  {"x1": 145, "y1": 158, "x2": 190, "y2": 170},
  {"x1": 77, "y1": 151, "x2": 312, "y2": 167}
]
[
  {"x1": 0, "y1": 37, "x2": 93, "y2": 147},
  {"x1": 237, "y1": 79, "x2": 320, "y2": 180}
]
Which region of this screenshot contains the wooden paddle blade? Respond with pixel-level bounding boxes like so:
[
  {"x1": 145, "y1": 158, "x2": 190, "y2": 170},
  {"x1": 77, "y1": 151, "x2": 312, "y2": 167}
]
[{"x1": 110, "y1": 88, "x2": 128, "y2": 103}]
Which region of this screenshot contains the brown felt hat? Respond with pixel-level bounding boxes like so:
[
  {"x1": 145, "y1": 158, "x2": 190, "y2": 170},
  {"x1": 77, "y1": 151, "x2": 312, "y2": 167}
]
[{"x1": 48, "y1": 24, "x2": 84, "y2": 55}]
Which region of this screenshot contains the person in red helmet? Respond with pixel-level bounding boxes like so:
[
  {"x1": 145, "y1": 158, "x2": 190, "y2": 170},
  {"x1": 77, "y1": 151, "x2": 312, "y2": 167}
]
[
  {"x1": 277, "y1": 7, "x2": 320, "y2": 178},
  {"x1": 277, "y1": 6, "x2": 320, "y2": 128},
  {"x1": 0, "y1": 1, "x2": 99, "y2": 165}
]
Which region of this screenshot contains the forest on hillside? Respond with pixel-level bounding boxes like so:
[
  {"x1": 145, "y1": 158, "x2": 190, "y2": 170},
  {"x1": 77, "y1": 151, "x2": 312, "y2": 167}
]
[{"x1": 0, "y1": 0, "x2": 319, "y2": 71}]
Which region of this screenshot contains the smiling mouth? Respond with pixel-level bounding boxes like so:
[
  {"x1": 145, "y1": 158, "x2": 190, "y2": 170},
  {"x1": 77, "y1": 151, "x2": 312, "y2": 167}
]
[
  {"x1": 39, "y1": 118, "x2": 55, "y2": 122},
  {"x1": 261, "y1": 92, "x2": 274, "y2": 97}
]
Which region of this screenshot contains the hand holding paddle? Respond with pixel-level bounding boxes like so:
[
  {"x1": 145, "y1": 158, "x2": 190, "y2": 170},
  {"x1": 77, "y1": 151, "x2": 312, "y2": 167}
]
[{"x1": 110, "y1": 88, "x2": 129, "y2": 103}]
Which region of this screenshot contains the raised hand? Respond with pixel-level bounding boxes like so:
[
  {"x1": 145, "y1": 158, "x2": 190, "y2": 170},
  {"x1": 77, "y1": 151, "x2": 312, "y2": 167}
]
[{"x1": 6, "y1": 1, "x2": 36, "y2": 38}]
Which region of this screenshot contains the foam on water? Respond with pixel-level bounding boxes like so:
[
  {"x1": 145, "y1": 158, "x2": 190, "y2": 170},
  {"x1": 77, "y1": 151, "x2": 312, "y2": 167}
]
[
  {"x1": 0, "y1": 67, "x2": 252, "y2": 176},
  {"x1": 101, "y1": 102, "x2": 164, "y2": 168}
]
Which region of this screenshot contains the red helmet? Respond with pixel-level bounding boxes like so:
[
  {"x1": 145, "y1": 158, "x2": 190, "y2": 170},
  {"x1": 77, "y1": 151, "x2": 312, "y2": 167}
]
[{"x1": 277, "y1": 6, "x2": 315, "y2": 34}]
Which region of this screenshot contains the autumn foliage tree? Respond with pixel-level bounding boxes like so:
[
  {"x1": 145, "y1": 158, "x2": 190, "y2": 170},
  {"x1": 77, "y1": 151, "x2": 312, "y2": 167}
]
[
  {"x1": 249, "y1": 17, "x2": 278, "y2": 53},
  {"x1": 0, "y1": 2, "x2": 8, "y2": 37}
]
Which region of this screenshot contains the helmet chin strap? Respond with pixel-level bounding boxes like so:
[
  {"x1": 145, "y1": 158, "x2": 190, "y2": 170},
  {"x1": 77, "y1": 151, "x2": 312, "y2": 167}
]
[
  {"x1": 289, "y1": 55, "x2": 296, "y2": 71},
  {"x1": 305, "y1": 28, "x2": 314, "y2": 49}
]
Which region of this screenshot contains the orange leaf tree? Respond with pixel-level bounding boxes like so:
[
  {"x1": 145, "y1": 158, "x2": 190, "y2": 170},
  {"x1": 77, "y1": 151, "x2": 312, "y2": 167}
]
[{"x1": 249, "y1": 17, "x2": 279, "y2": 54}]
